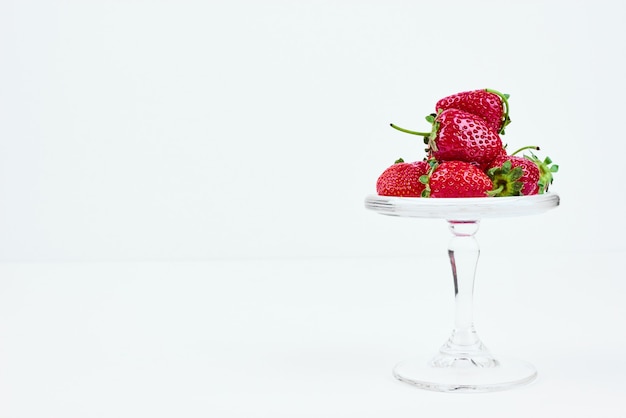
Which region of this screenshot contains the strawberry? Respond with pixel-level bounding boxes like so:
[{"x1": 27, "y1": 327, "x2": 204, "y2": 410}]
[
  {"x1": 431, "y1": 109, "x2": 504, "y2": 168},
  {"x1": 523, "y1": 151, "x2": 559, "y2": 194},
  {"x1": 391, "y1": 109, "x2": 504, "y2": 169},
  {"x1": 487, "y1": 155, "x2": 540, "y2": 196},
  {"x1": 435, "y1": 88, "x2": 511, "y2": 134},
  {"x1": 376, "y1": 158, "x2": 430, "y2": 197},
  {"x1": 424, "y1": 160, "x2": 492, "y2": 198}
]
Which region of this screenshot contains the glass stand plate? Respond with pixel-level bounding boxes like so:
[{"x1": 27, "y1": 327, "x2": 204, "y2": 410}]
[
  {"x1": 365, "y1": 193, "x2": 560, "y2": 221},
  {"x1": 365, "y1": 193, "x2": 560, "y2": 393}
]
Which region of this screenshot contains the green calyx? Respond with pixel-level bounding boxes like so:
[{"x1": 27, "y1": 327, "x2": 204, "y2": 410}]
[
  {"x1": 418, "y1": 158, "x2": 438, "y2": 198},
  {"x1": 485, "y1": 88, "x2": 511, "y2": 135},
  {"x1": 487, "y1": 160, "x2": 524, "y2": 196},
  {"x1": 524, "y1": 151, "x2": 559, "y2": 194},
  {"x1": 390, "y1": 112, "x2": 440, "y2": 153},
  {"x1": 394, "y1": 157, "x2": 405, "y2": 164}
]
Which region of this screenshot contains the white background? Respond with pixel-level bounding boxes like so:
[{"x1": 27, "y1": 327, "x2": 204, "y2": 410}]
[
  {"x1": 1, "y1": 0, "x2": 625, "y2": 261},
  {"x1": 1, "y1": 0, "x2": 625, "y2": 416}
]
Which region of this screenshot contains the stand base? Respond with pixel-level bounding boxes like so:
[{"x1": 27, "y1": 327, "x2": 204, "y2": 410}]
[{"x1": 393, "y1": 357, "x2": 537, "y2": 393}]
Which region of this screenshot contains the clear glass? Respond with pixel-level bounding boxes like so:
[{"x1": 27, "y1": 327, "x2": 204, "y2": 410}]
[{"x1": 364, "y1": 193, "x2": 560, "y2": 392}]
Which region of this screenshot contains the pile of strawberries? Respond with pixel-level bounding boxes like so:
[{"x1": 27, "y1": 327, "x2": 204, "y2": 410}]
[{"x1": 376, "y1": 89, "x2": 558, "y2": 198}]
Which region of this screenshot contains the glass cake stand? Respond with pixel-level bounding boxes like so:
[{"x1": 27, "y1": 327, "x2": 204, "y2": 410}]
[{"x1": 364, "y1": 193, "x2": 560, "y2": 393}]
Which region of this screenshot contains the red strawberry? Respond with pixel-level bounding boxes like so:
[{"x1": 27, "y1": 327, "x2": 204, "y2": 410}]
[
  {"x1": 431, "y1": 109, "x2": 504, "y2": 168},
  {"x1": 391, "y1": 109, "x2": 504, "y2": 169},
  {"x1": 487, "y1": 155, "x2": 540, "y2": 196},
  {"x1": 376, "y1": 159, "x2": 430, "y2": 197},
  {"x1": 435, "y1": 88, "x2": 511, "y2": 134},
  {"x1": 524, "y1": 151, "x2": 559, "y2": 194},
  {"x1": 424, "y1": 161, "x2": 492, "y2": 198},
  {"x1": 494, "y1": 145, "x2": 559, "y2": 194}
]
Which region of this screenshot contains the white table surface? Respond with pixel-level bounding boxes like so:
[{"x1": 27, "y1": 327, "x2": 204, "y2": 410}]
[{"x1": 1, "y1": 251, "x2": 624, "y2": 417}]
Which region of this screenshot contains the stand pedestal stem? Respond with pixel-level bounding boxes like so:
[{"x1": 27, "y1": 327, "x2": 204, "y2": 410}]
[
  {"x1": 392, "y1": 219, "x2": 536, "y2": 392},
  {"x1": 450, "y1": 221, "x2": 480, "y2": 346},
  {"x1": 430, "y1": 221, "x2": 496, "y2": 368}
]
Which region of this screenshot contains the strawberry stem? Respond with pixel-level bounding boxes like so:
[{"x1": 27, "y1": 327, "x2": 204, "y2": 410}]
[
  {"x1": 389, "y1": 123, "x2": 430, "y2": 137},
  {"x1": 510, "y1": 145, "x2": 540, "y2": 155},
  {"x1": 485, "y1": 88, "x2": 511, "y2": 134}
]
